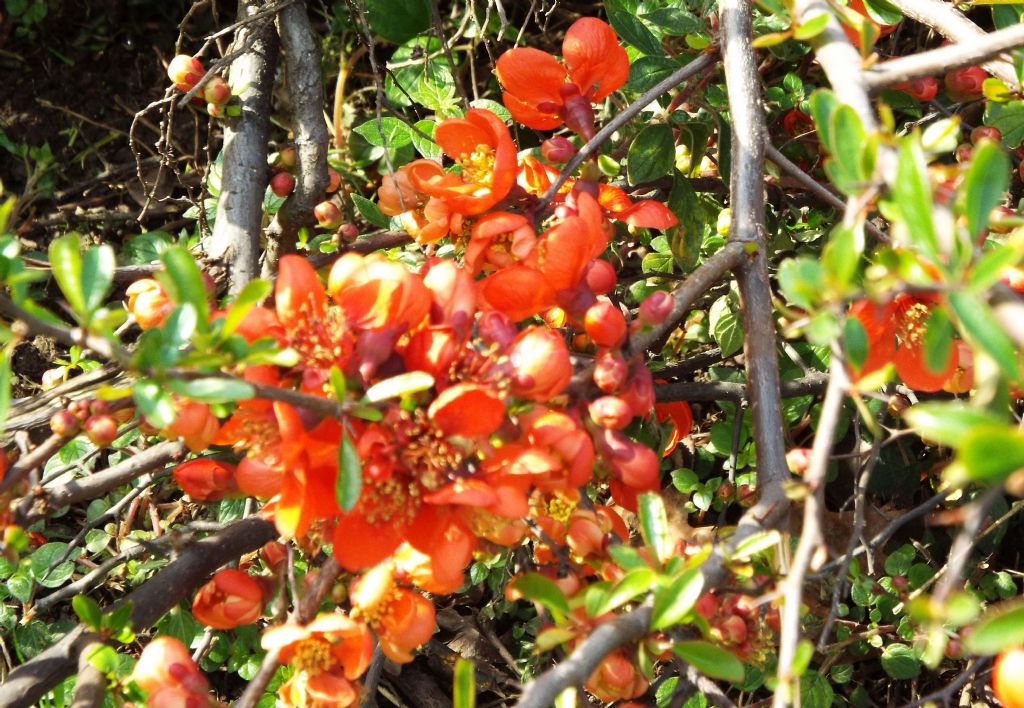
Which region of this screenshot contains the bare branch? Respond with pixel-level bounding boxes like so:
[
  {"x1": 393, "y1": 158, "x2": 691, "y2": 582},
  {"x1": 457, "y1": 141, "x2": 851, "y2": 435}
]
[
  {"x1": 863, "y1": 24, "x2": 1024, "y2": 90},
  {"x1": 886, "y1": 0, "x2": 1019, "y2": 88},
  {"x1": 654, "y1": 372, "x2": 830, "y2": 402}
]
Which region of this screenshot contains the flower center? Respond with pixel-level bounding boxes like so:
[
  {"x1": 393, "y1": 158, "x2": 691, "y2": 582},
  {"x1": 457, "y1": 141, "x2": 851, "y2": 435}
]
[
  {"x1": 898, "y1": 302, "x2": 930, "y2": 346},
  {"x1": 292, "y1": 637, "x2": 334, "y2": 676},
  {"x1": 287, "y1": 301, "x2": 354, "y2": 373},
  {"x1": 457, "y1": 144, "x2": 496, "y2": 186}
]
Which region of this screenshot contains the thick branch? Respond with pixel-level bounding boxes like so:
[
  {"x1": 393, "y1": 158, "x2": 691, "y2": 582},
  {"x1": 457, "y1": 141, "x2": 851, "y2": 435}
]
[
  {"x1": 206, "y1": 1, "x2": 279, "y2": 294},
  {"x1": 863, "y1": 24, "x2": 1024, "y2": 90},
  {"x1": 265, "y1": 1, "x2": 329, "y2": 275},
  {"x1": 721, "y1": 0, "x2": 790, "y2": 506},
  {"x1": 0, "y1": 518, "x2": 278, "y2": 708},
  {"x1": 655, "y1": 372, "x2": 830, "y2": 401},
  {"x1": 886, "y1": 0, "x2": 1018, "y2": 88}
]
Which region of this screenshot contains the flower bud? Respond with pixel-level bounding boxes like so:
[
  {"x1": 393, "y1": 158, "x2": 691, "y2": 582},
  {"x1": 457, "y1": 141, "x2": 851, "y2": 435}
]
[
  {"x1": 893, "y1": 77, "x2": 938, "y2": 101},
  {"x1": 971, "y1": 125, "x2": 1001, "y2": 144},
  {"x1": 173, "y1": 459, "x2": 239, "y2": 502},
  {"x1": 478, "y1": 310, "x2": 517, "y2": 350},
  {"x1": 593, "y1": 350, "x2": 628, "y2": 392},
  {"x1": 50, "y1": 410, "x2": 80, "y2": 437},
  {"x1": 192, "y1": 568, "x2": 268, "y2": 629},
  {"x1": 541, "y1": 135, "x2": 576, "y2": 163},
  {"x1": 584, "y1": 259, "x2": 617, "y2": 296},
  {"x1": 326, "y1": 167, "x2": 342, "y2": 193},
  {"x1": 638, "y1": 290, "x2": 673, "y2": 325},
  {"x1": 84, "y1": 415, "x2": 118, "y2": 447},
  {"x1": 588, "y1": 396, "x2": 633, "y2": 430},
  {"x1": 270, "y1": 171, "x2": 295, "y2": 198},
  {"x1": 202, "y1": 75, "x2": 230, "y2": 106},
  {"x1": 584, "y1": 300, "x2": 627, "y2": 348},
  {"x1": 276, "y1": 146, "x2": 297, "y2": 169},
  {"x1": 132, "y1": 636, "x2": 210, "y2": 696},
  {"x1": 508, "y1": 326, "x2": 572, "y2": 401},
  {"x1": 260, "y1": 541, "x2": 288, "y2": 571},
  {"x1": 786, "y1": 447, "x2": 813, "y2": 475},
  {"x1": 167, "y1": 55, "x2": 204, "y2": 92},
  {"x1": 944, "y1": 66, "x2": 986, "y2": 101},
  {"x1": 126, "y1": 278, "x2": 172, "y2": 330},
  {"x1": 339, "y1": 222, "x2": 360, "y2": 242},
  {"x1": 314, "y1": 200, "x2": 343, "y2": 229}
]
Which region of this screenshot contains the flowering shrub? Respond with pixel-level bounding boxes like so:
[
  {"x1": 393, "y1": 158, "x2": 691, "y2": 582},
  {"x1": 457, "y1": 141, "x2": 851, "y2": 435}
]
[{"x1": 2, "y1": 3, "x2": 1024, "y2": 707}]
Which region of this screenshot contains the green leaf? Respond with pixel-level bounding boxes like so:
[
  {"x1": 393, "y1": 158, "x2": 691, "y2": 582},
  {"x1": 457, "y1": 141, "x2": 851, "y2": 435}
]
[
  {"x1": 778, "y1": 257, "x2": 826, "y2": 310},
  {"x1": 651, "y1": 568, "x2": 704, "y2": 630},
  {"x1": 709, "y1": 296, "x2": 744, "y2": 358},
  {"x1": 880, "y1": 644, "x2": 921, "y2": 679},
  {"x1": 169, "y1": 377, "x2": 255, "y2": 403},
  {"x1": 673, "y1": 641, "x2": 745, "y2": 683},
  {"x1": 922, "y1": 307, "x2": 954, "y2": 375},
  {"x1": 0, "y1": 349, "x2": 10, "y2": 434},
  {"x1": 134, "y1": 379, "x2": 176, "y2": 428},
  {"x1": 606, "y1": 0, "x2": 664, "y2": 56},
  {"x1": 511, "y1": 573, "x2": 570, "y2": 621},
  {"x1": 843, "y1": 316, "x2": 869, "y2": 371},
  {"x1": 667, "y1": 173, "x2": 704, "y2": 269},
  {"x1": 81, "y1": 244, "x2": 115, "y2": 315},
  {"x1": 468, "y1": 99, "x2": 511, "y2": 123},
  {"x1": 453, "y1": 658, "x2": 476, "y2": 708},
  {"x1": 949, "y1": 290, "x2": 1019, "y2": 380},
  {"x1": 336, "y1": 431, "x2": 362, "y2": 513},
  {"x1": 969, "y1": 244, "x2": 1022, "y2": 292},
  {"x1": 822, "y1": 222, "x2": 864, "y2": 290},
  {"x1": 353, "y1": 117, "x2": 414, "y2": 149},
  {"x1": 893, "y1": 137, "x2": 938, "y2": 257},
  {"x1": 961, "y1": 140, "x2": 1010, "y2": 241},
  {"x1": 638, "y1": 492, "x2": 670, "y2": 563},
  {"x1": 222, "y1": 279, "x2": 272, "y2": 338},
  {"x1": 72, "y1": 595, "x2": 103, "y2": 630},
  {"x1": 595, "y1": 567, "x2": 657, "y2": 616},
  {"x1": 964, "y1": 600, "x2": 1024, "y2": 655},
  {"x1": 808, "y1": 90, "x2": 839, "y2": 157},
  {"x1": 365, "y1": 371, "x2": 435, "y2": 402},
  {"x1": 794, "y1": 13, "x2": 830, "y2": 39},
  {"x1": 953, "y1": 423, "x2": 1024, "y2": 485},
  {"x1": 410, "y1": 119, "x2": 443, "y2": 160},
  {"x1": 351, "y1": 194, "x2": 391, "y2": 229},
  {"x1": 984, "y1": 100, "x2": 1024, "y2": 148},
  {"x1": 159, "y1": 246, "x2": 209, "y2": 329},
  {"x1": 626, "y1": 56, "x2": 683, "y2": 93},
  {"x1": 87, "y1": 644, "x2": 120, "y2": 674},
  {"x1": 29, "y1": 542, "x2": 79, "y2": 588},
  {"x1": 364, "y1": 0, "x2": 430, "y2": 44},
  {"x1": 48, "y1": 233, "x2": 86, "y2": 317},
  {"x1": 642, "y1": 7, "x2": 700, "y2": 35},
  {"x1": 329, "y1": 366, "x2": 347, "y2": 403},
  {"x1": 903, "y1": 402, "x2": 1005, "y2": 448},
  {"x1": 884, "y1": 544, "x2": 916, "y2": 576},
  {"x1": 627, "y1": 123, "x2": 676, "y2": 185}
]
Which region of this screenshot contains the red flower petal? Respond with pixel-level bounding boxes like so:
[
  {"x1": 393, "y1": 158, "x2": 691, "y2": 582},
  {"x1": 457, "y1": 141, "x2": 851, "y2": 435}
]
[{"x1": 563, "y1": 18, "x2": 630, "y2": 101}]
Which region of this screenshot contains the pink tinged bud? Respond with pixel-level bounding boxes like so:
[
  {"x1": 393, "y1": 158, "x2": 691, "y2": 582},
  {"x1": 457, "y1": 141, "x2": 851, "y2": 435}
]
[
  {"x1": 277, "y1": 146, "x2": 297, "y2": 168},
  {"x1": 508, "y1": 326, "x2": 572, "y2": 401},
  {"x1": 786, "y1": 447, "x2": 813, "y2": 475},
  {"x1": 560, "y1": 85, "x2": 596, "y2": 140},
  {"x1": 270, "y1": 171, "x2": 295, "y2": 198},
  {"x1": 202, "y1": 75, "x2": 230, "y2": 105},
  {"x1": 168, "y1": 55, "x2": 204, "y2": 92},
  {"x1": 50, "y1": 410, "x2": 80, "y2": 437},
  {"x1": 593, "y1": 350, "x2": 628, "y2": 392},
  {"x1": 585, "y1": 259, "x2": 617, "y2": 296},
  {"x1": 944, "y1": 66, "x2": 987, "y2": 101},
  {"x1": 971, "y1": 125, "x2": 1001, "y2": 144},
  {"x1": 326, "y1": 167, "x2": 342, "y2": 193},
  {"x1": 339, "y1": 223, "x2": 360, "y2": 242},
  {"x1": 314, "y1": 200, "x2": 343, "y2": 229},
  {"x1": 639, "y1": 290, "x2": 673, "y2": 325},
  {"x1": 206, "y1": 102, "x2": 224, "y2": 118},
  {"x1": 589, "y1": 396, "x2": 633, "y2": 430},
  {"x1": 541, "y1": 136, "x2": 577, "y2": 164},
  {"x1": 84, "y1": 415, "x2": 118, "y2": 447}
]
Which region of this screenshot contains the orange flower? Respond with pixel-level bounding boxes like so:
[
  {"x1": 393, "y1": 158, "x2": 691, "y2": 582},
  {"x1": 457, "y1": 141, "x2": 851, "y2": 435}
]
[
  {"x1": 464, "y1": 211, "x2": 537, "y2": 275},
  {"x1": 598, "y1": 184, "x2": 678, "y2": 229},
  {"x1": 126, "y1": 278, "x2": 173, "y2": 330},
  {"x1": 378, "y1": 161, "x2": 465, "y2": 244},
  {"x1": 585, "y1": 650, "x2": 648, "y2": 703},
  {"x1": 192, "y1": 569, "x2": 269, "y2": 629},
  {"x1": 351, "y1": 563, "x2": 436, "y2": 663},
  {"x1": 496, "y1": 18, "x2": 629, "y2": 138},
  {"x1": 477, "y1": 264, "x2": 556, "y2": 321},
  {"x1": 173, "y1": 459, "x2": 240, "y2": 502},
  {"x1": 849, "y1": 295, "x2": 960, "y2": 392},
  {"x1": 261, "y1": 612, "x2": 374, "y2": 708},
  {"x1": 653, "y1": 399, "x2": 693, "y2": 457},
  {"x1": 428, "y1": 383, "x2": 506, "y2": 438},
  {"x1": 327, "y1": 252, "x2": 430, "y2": 333},
  {"x1": 131, "y1": 636, "x2": 211, "y2": 705},
  {"x1": 167, "y1": 401, "x2": 220, "y2": 452},
  {"x1": 408, "y1": 109, "x2": 517, "y2": 215}
]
